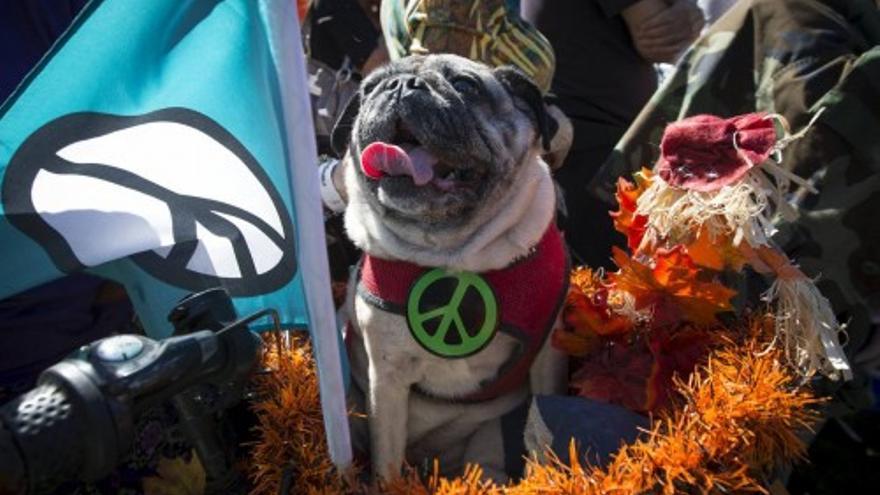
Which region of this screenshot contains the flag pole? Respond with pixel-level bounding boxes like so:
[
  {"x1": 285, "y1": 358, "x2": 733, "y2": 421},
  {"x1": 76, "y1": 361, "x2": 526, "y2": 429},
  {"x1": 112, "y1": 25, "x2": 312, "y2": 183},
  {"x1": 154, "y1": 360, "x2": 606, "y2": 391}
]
[{"x1": 262, "y1": 0, "x2": 353, "y2": 469}]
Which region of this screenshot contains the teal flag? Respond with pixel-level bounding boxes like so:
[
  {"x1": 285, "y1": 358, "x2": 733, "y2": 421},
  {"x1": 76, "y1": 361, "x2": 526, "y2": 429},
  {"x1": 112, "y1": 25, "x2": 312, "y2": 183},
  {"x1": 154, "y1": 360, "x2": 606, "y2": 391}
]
[
  {"x1": 4, "y1": 0, "x2": 307, "y2": 335},
  {"x1": 0, "y1": 0, "x2": 351, "y2": 464}
]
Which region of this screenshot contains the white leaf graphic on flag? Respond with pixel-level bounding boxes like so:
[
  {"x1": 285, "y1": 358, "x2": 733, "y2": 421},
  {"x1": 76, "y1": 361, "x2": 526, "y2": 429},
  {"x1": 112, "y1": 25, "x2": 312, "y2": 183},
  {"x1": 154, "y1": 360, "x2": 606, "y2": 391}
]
[{"x1": 4, "y1": 108, "x2": 297, "y2": 295}]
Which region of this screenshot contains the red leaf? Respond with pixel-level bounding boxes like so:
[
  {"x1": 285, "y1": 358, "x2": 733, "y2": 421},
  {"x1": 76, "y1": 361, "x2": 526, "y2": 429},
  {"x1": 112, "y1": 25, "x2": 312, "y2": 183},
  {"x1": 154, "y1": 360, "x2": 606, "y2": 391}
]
[
  {"x1": 571, "y1": 340, "x2": 653, "y2": 412},
  {"x1": 645, "y1": 326, "x2": 722, "y2": 411}
]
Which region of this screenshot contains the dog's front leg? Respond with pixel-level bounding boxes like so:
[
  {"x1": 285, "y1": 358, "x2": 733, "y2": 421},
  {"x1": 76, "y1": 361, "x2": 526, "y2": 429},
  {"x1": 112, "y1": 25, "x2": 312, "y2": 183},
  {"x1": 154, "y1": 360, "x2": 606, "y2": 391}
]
[{"x1": 368, "y1": 364, "x2": 411, "y2": 482}]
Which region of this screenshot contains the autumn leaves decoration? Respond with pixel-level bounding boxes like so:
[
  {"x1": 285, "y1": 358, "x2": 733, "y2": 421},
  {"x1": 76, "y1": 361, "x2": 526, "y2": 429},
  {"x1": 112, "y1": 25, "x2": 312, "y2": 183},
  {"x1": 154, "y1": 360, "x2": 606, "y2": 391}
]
[
  {"x1": 557, "y1": 112, "x2": 850, "y2": 415},
  {"x1": 550, "y1": 112, "x2": 849, "y2": 484}
]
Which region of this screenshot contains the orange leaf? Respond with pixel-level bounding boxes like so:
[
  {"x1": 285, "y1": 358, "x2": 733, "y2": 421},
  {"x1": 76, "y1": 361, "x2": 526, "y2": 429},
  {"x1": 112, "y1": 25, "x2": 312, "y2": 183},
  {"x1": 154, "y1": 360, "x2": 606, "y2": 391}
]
[
  {"x1": 611, "y1": 169, "x2": 653, "y2": 252},
  {"x1": 684, "y1": 228, "x2": 748, "y2": 272},
  {"x1": 551, "y1": 325, "x2": 600, "y2": 357},
  {"x1": 555, "y1": 268, "x2": 635, "y2": 356},
  {"x1": 569, "y1": 266, "x2": 601, "y2": 296},
  {"x1": 610, "y1": 246, "x2": 737, "y2": 327}
]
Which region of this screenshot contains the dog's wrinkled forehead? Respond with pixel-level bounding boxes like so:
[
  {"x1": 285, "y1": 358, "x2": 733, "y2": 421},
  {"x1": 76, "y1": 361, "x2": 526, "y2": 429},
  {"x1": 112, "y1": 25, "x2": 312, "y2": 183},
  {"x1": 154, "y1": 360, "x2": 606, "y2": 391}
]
[
  {"x1": 361, "y1": 54, "x2": 508, "y2": 102},
  {"x1": 373, "y1": 53, "x2": 488, "y2": 77},
  {"x1": 332, "y1": 53, "x2": 554, "y2": 158}
]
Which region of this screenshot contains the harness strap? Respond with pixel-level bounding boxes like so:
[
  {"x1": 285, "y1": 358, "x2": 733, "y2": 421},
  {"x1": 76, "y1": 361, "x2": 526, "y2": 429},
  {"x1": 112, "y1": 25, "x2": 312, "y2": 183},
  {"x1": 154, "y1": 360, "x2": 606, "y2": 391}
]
[{"x1": 353, "y1": 223, "x2": 569, "y2": 402}]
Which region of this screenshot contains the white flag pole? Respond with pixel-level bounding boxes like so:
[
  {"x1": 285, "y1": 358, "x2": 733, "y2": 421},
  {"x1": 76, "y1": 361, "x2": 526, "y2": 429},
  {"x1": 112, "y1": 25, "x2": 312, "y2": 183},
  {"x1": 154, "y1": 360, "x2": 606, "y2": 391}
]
[{"x1": 262, "y1": 0, "x2": 353, "y2": 468}]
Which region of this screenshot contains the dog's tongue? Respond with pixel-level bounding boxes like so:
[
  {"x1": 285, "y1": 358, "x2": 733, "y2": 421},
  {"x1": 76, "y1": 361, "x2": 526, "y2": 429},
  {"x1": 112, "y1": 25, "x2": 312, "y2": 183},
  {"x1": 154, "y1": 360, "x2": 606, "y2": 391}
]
[{"x1": 360, "y1": 142, "x2": 437, "y2": 186}]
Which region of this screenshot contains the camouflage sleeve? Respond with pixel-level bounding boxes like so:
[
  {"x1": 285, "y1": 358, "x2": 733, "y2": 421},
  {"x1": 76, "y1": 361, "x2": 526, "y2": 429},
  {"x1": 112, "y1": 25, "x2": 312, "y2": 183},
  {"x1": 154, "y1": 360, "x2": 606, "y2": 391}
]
[
  {"x1": 778, "y1": 46, "x2": 880, "y2": 413},
  {"x1": 814, "y1": 46, "x2": 880, "y2": 164}
]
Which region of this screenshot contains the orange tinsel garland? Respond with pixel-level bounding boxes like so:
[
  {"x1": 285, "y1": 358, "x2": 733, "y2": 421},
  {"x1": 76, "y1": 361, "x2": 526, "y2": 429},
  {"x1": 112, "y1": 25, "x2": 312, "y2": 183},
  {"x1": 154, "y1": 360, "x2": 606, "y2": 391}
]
[
  {"x1": 248, "y1": 334, "x2": 356, "y2": 495},
  {"x1": 249, "y1": 323, "x2": 819, "y2": 494}
]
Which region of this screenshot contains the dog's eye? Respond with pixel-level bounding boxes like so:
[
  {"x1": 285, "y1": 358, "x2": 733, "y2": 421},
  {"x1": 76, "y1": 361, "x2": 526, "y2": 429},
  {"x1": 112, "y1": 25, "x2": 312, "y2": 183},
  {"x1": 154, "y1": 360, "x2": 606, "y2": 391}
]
[{"x1": 451, "y1": 77, "x2": 478, "y2": 95}]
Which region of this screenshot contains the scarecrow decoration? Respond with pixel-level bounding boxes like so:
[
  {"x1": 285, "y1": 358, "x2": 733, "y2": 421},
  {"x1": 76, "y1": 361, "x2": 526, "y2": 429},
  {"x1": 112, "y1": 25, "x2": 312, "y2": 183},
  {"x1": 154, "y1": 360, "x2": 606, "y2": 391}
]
[
  {"x1": 623, "y1": 110, "x2": 850, "y2": 382},
  {"x1": 248, "y1": 112, "x2": 850, "y2": 494}
]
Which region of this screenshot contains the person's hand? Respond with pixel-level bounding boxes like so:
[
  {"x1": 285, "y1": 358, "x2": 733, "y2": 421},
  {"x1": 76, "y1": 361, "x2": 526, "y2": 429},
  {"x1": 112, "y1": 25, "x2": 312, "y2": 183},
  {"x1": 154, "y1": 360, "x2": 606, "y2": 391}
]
[
  {"x1": 634, "y1": 0, "x2": 704, "y2": 62},
  {"x1": 622, "y1": 0, "x2": 704, "y2": 64}
]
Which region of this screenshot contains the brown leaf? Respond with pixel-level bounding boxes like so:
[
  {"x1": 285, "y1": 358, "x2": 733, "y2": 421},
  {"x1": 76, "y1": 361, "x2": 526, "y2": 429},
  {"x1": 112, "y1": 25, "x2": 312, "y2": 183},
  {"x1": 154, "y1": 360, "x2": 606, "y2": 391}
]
[{"x1": 142, "y1": 450, "x2": 205, "y2": 495}]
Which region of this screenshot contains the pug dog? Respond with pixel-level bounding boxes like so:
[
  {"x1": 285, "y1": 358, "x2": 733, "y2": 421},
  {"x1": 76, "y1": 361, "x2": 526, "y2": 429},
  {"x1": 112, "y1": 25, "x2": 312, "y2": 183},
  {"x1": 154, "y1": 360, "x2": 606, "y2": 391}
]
[{"x1": 332, "y1": 54, "x2": 570, "y2": 482}]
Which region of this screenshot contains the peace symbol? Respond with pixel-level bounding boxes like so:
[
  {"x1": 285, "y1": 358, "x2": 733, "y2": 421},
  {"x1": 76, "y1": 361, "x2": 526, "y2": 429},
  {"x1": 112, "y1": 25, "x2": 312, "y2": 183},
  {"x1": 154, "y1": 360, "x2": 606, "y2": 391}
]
[{"x1": 406, "y1": 268, "x2": 499, "y2": 358}]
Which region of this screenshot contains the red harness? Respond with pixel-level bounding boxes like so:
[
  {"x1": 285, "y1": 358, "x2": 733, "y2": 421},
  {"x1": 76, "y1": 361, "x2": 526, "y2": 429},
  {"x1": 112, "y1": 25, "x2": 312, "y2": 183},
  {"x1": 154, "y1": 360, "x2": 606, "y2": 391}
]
[{"x1": 355, "y1": 223, "x2": 569, "y2": 402}]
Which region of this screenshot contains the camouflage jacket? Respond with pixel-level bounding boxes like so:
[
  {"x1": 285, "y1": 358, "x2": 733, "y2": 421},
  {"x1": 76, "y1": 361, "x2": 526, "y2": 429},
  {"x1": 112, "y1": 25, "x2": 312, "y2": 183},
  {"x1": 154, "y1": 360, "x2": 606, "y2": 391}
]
[{"x1": 594, "y1": 0, "x2": 880, "y2": 413}]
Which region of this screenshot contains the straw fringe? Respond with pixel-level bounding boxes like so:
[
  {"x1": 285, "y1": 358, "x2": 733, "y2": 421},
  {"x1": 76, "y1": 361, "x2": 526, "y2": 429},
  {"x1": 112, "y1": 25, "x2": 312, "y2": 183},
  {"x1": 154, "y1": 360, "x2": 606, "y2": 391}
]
[
  {"x1": 635, "y1": 171, "x2": 778, "y2": 250},
  {"x1": 763, "y1": 276, "x2": 853, "y2": 381}
]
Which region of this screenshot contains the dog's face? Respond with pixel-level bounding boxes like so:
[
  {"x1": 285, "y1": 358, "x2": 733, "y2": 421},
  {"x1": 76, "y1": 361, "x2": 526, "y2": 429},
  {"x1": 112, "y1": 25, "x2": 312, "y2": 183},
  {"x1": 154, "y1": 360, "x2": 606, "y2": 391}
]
[{"x1": 333, "y1": 54, "x2": 554, "y2": 232}]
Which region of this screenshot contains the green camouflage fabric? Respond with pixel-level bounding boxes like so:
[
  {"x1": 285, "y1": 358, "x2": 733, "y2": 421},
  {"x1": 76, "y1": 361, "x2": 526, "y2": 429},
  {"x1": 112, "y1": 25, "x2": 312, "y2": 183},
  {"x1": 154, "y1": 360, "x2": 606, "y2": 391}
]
[{"x1": 593, "y1": 0, "x2": 880, "y2": 414}]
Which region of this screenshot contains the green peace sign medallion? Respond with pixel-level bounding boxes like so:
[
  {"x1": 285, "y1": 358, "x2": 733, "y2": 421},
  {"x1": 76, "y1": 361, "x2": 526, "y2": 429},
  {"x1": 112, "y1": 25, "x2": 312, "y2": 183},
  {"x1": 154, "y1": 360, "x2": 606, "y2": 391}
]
[{"x1": 406, "y1": 268, "x2": 499, "y2": 358}]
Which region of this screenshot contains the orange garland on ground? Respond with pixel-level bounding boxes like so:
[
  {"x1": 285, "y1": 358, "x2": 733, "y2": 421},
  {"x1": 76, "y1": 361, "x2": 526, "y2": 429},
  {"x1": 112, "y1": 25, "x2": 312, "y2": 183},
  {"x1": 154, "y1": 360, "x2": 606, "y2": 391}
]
[
  {"x1": 249, "y1": 334, "x2": 357, "y2": 495},
  {"x1": 249, "y1": 321, "x2": 819, "y2": 494}
]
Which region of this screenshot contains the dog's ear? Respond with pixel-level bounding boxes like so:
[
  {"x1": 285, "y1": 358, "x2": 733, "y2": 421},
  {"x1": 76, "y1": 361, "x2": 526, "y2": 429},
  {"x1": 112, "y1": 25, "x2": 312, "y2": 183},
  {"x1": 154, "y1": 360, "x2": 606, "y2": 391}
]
[
  {"x1": 330, "y1": 92, "x2": 361, "y2": 158},
  {"x1": 493, "y1": 66, "x2": 557, "y2": 152}
]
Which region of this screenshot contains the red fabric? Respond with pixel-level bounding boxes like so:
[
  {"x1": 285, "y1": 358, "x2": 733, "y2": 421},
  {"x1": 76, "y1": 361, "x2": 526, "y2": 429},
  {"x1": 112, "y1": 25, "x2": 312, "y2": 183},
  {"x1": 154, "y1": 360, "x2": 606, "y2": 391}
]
[
  {"x1": 357, "y1": 223, "x2": 569, "y2": 402},
  {"x1": 656, "y1": 113, "x2": 777, "y2": 192}
]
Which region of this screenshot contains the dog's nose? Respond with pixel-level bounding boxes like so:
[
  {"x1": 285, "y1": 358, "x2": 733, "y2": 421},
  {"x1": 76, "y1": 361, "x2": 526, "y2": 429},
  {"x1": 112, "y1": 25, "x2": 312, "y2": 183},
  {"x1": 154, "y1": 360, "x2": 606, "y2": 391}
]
[{"x1": 383, "y1": 75, "x2": 428, "y2": 97}]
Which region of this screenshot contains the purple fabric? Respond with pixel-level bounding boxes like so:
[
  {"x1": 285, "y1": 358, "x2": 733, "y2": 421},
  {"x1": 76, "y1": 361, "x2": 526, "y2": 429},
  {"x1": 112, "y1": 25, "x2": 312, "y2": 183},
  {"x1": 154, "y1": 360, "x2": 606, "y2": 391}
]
[
  {"x1": 0, "y1": 0, "x2": 89, "y2": 102},
  {"x1": 0, "y1": 274, "x2": 132, "y2": 395}
]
